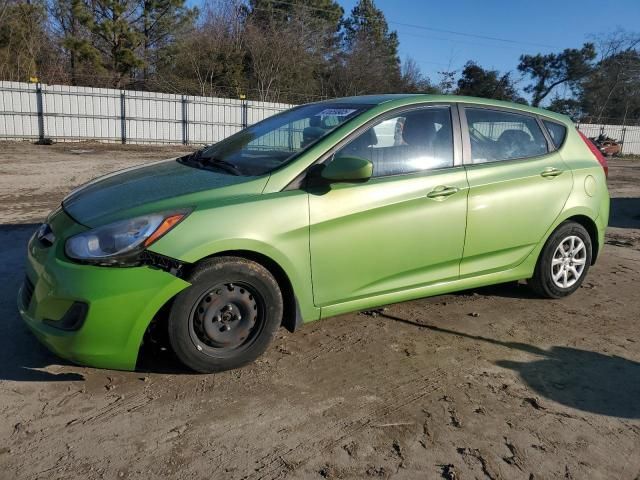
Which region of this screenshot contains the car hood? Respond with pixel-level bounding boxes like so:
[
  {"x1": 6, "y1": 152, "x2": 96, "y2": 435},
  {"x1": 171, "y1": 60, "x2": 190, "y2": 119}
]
[{"x1": 62, "y1": 158, "x2": 268, "y2": 227}]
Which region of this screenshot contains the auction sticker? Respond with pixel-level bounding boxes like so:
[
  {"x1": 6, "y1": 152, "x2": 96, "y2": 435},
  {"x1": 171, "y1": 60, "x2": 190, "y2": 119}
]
[{"x1": 316, "y1": 108, "x2": 357, "y2": 117}]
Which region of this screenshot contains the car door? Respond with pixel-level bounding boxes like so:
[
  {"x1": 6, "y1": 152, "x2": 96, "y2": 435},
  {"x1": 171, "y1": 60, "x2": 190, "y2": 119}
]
[
  {"x1": 459, "y1": 106, "x2": 574, "y2": 277},
  {"x1": 308, "y1": 105, "x2": 469, "y2": 308}
]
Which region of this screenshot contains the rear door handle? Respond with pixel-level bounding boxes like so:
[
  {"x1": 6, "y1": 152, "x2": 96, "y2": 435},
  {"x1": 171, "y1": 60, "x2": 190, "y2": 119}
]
[
  {"x1": 427, "y1": 185, "x2": 459, "y2": 199},
  {"x1": 540, "y1": 167, "x2": 563, "y2": 178}
]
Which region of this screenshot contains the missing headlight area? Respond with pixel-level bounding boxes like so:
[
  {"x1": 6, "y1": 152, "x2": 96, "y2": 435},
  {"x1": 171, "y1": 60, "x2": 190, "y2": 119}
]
[
  {"x1": 36, "y1": 223, "x2": 55, "y2": 247},
  {"x1": 139, "y1": 251, "x2": 188, "y2": 277}
]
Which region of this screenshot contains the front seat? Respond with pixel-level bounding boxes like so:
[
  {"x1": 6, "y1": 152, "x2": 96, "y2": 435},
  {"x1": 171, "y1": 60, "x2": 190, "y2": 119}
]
[
  {"x1": 302, "y1": 116, "x2": 327, "y2": 148},
  {"x1": 341, "y1": 128, "x2": 378, "y2": 157},
  {"x1": 402, "y1": 113, "x2": 437, "y2": 148},
  {"x1": 393, "y1": 112, "x2": 440, "y2": 172}
]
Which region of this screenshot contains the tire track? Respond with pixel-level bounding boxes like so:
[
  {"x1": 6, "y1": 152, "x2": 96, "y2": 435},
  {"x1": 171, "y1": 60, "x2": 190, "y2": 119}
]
[{"x1": 247, "y1": 368, "x2": 446, "y2": 480}]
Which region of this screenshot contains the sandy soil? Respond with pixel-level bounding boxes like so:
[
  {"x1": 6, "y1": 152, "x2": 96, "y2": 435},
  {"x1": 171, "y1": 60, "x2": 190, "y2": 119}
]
[
  {"x1": 0, "y1": 141, "x2": 638, "y2": 480},
  {"x1": 0, "y1": 142, "x2": 195, "y2": 224}
]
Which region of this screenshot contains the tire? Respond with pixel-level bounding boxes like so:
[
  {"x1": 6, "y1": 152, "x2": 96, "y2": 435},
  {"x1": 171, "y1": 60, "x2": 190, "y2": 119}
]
[
  {"x1": 168, "y1": 256, "x2": 283, "y2": 373},
  {"x1": 528, "y1": 221, "x2": 592, "y2": 299}
]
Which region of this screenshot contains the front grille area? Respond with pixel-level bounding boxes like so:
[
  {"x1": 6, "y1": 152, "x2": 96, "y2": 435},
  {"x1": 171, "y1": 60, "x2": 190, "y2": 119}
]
[{"x1": 21, "y1": 277, "x2": 35, "y2": 308}]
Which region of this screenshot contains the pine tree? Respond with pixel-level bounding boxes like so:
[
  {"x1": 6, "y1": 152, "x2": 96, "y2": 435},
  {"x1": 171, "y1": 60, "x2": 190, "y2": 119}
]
[
  {"x1": 457, "y1": 61, "x2": 525, "y2": 103},
  {"x1": 138, "y1": 0, "x2": 197, "y2": 87},
  {"x1": 518, "y1": 43, "x2": 596, "y2": 107},
  {"x1": 51, "y1": 0, "x2": 101, "y2": 85},
  {"x1": 341, "y1": 0, "x2": 402, "y2": 94},
  {"x1": 248, "y1": 0, "x2": 342, "y2": 28},
  {"x1": 77, "y1": 0, "x2": 144, "y2": 87}
]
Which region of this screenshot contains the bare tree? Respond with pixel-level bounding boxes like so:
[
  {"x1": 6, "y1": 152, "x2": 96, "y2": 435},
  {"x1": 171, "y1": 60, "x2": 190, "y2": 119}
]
[
  {"x1": 585, "y1": 30, "x2": 640, "y2": 122},
  {"x1": 0, "y1": 1, "x2": 62, "y2": 82},
  {"x1": 245, "y1": 4, "x2": 334, "y2": 102},
  {"x1": 399, "y1": 57, "x2": 436, "y2": 93},
  {"x1": 161, "y1": 0, "x2": 247, "y2": 96}
]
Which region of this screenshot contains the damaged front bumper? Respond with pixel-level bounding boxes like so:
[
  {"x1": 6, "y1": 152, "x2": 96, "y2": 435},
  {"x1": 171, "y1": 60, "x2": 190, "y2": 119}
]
[{"x1": 17, "y1": 211, "x2": 190, "y2": 371}]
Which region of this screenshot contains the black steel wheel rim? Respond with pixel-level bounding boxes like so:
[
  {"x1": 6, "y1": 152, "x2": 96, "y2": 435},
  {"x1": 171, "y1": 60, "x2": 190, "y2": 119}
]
[{"x1": 188, "y1": 282, "x2": 265, "y2": 357}]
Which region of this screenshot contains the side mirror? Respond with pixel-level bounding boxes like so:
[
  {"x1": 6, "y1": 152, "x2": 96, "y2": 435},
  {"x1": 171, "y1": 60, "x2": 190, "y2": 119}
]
[{"x1": 320, "y1": 156, "x2": 373, "y2": 183}]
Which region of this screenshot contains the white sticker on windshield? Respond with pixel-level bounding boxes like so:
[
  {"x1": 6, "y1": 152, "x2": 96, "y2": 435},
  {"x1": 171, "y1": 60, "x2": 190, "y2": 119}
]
[{"x1": 316, "y1": 108, "x2": 356, "y2": 117}]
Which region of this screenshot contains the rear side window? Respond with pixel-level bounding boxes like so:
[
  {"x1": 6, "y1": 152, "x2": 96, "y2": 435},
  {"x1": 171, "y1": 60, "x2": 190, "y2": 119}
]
[
  {"x1": 542, "y1": 120, "x2": 567, "y2": 148},
  {"x1": 465, "y1": 108, "x2": 548, "y2": 164},
  {"x1": 334, "y1": 106, "x2": 454, "y2": 177}
]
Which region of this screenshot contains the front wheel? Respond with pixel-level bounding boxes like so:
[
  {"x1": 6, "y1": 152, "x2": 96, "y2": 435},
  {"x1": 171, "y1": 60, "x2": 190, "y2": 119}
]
[
  {"x1": 528, "y1": 221, "x2": 592, "y2": 298},
  {"x1": 168, "y1": 257, "x2": 283, "y2": 373}
]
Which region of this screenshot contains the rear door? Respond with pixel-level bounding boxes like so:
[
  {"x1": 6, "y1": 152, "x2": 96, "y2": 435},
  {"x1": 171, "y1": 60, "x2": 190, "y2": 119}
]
[{"x1": 460, "y1": 106, "x2": 573, "y2": 276}]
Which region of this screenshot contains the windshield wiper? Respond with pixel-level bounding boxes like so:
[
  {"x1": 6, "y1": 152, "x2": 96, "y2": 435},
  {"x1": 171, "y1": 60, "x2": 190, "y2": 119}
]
[
  {"x1": 180, "y1": 150, "x2": 242, "y2": 176},
  {"x1": 200, "y1": 156, "x2": 243, "y2": 176}
]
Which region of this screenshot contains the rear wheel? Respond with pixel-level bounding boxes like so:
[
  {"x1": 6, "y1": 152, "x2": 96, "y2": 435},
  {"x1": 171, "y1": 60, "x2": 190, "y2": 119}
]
[
  {"x1": 168, "y1": 257, "x2": 283, "y2": 373},
  {"x1": 528, "y1": 221, "x2": 592, "y2": 298}
]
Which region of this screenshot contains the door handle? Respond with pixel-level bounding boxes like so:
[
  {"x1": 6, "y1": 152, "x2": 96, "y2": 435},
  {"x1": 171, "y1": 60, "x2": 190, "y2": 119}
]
[
  {"x1": 427, "y1": 185, "x2": 459, "y2": 199},
  {"x1": 540, "y1": 167, "x2": 563, "y2": 178}
]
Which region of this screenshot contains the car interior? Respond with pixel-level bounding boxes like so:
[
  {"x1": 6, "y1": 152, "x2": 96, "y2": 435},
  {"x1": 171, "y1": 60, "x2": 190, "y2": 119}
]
[
  {"x1": 468, "y1": 125, "x2": 548, "y2": 162},
  {"x1": 465, "y1": 106, "x2": 550, "y2": 163},
  {"x1": 335, "y1": 108, "x2": 454, "y2": 176}
]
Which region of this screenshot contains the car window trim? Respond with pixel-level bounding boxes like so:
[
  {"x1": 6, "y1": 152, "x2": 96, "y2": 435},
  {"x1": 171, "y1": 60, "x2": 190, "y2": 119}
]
[
  {"x1": 284, "y1": 102, "x2": 463, "y2": 190},
  {"x1": 458, "y1": 103, "x2": 556, "y2": 166},
  {"x1": 540, "y1": 118, "x2": 568, "y2": 150},
  {"x1": 535, "y1": 116, "x2": 556, "y2": 152}
]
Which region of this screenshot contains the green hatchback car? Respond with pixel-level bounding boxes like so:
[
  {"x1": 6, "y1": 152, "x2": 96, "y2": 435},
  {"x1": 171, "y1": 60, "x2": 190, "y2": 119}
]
[{"x1": 18, "y1": 95, "x2": 609, "y2": 373}]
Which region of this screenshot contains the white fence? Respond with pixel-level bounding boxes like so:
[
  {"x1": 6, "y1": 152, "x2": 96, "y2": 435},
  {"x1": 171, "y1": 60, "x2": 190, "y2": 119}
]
[
  {"x1": 0, "y1": 81, "x2": 292, "y2": 145},
  {"x1": 2, "y1": 80, "x2": 640, "y2": 155}
]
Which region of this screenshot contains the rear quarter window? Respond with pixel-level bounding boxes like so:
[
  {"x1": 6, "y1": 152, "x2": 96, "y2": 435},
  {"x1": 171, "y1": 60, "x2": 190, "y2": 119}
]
[{"x1": 542, "y1": 120, "x2": 568, "y2": 148}]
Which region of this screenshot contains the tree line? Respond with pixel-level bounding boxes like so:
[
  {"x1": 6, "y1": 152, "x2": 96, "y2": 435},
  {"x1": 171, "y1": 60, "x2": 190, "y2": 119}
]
[{"x1": 0, "y1": 0, "x2": 639, "y2": 123}]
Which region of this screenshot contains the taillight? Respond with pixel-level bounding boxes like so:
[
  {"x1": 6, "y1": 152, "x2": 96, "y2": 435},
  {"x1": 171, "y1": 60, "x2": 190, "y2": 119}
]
[{"x1": 578, "y1": 130, "x2": 608, "y2": 178}]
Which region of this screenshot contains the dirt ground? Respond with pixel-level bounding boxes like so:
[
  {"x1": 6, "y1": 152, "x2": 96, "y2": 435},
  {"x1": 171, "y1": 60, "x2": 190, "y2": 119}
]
[{"x1": 0, "y1": 141, "x2": 638, "y2": 480}]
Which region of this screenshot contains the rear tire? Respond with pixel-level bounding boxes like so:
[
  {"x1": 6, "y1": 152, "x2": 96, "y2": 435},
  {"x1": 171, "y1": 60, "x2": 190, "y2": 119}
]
[
  {"x1": 528, "y1": 221, "x2": 592, "y2": 299},
  {"x1": 168, "y1": 257, "x2": 283, "y2": 373}
]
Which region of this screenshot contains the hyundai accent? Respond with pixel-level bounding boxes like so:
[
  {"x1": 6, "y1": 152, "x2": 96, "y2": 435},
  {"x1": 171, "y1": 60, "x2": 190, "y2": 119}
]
[{"x1": 18, "y1": 95, "x2": 610, "y2": 372}]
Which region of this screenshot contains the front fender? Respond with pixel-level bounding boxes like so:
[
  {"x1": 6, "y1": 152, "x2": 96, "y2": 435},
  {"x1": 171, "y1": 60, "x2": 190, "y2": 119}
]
[{"x1": 148, "y1": 192, "x2": 319, "y2": 322}]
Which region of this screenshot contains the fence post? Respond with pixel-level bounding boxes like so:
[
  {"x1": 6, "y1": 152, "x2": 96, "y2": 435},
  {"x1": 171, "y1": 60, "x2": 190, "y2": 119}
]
[
  {"x1": 120, "y1": 90, "x2": 126, "y2": 144},
  {"x1": 241, "y1": 98, "x2": 248, "y2": 129},
  {"x1": 620, "y1": 127, "x2": 626, "y2": 154},
  {"x1": 288, "y1": 120, "x2": 294, "y2": 151},
  {"x1": 181, "y1": 95, "x2": 188, "y2": 145},
  {"x1": 35, "y1": 83, "x2": 45, "y2": 143}
]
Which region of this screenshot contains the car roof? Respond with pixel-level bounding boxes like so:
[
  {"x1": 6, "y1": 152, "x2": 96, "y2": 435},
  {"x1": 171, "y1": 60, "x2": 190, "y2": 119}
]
[{"x1": 319, "y1": 94, "x2": 572, "y2": 124}]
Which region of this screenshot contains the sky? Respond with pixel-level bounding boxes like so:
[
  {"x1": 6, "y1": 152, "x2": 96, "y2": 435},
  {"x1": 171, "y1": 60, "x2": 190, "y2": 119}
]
[
  {"x1": 189, "y1": 0, "x2": 640, "y2": 96},
  {"x1": 335, "y1": 0, "x2": 640, "y2": 91}
]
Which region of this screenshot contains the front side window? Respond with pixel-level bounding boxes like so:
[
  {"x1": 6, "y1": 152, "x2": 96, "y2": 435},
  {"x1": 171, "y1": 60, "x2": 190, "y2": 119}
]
[
  {"x1": 465, "y1": 108, "x2": 548, "y2": 163},
  {"x1": 183, "y1": 103, "x2": 371, "y2": 176},
  {"x1": 333, "y1": 106, "x2": 454, "y2": 177}
]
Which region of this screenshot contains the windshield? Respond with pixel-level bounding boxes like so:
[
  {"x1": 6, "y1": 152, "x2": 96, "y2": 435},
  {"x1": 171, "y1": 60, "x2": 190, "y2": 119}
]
[{"x1": 180, "y1": 103, "x2": 372, "y2": 176}]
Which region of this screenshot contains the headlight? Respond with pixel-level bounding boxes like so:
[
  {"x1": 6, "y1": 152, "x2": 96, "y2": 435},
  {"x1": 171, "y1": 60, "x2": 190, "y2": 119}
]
[{"x1": 65, "y1": 211, "x2": 188, "y2": 264}]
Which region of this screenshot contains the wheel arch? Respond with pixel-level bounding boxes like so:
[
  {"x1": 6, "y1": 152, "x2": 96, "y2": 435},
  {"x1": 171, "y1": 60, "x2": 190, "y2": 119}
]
[
  {"x1": 185, "y1": 249, "x2": 302, "y2": 333},
  {"x1": 139, "y1": 249, "x2": 303, "y2": 368},
  {"x1": 545, "y1": 203, "x2": 601, "y2": 266},
  {"x1": 564, "y1": 214, "x2": 600, "y2": 264}
]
